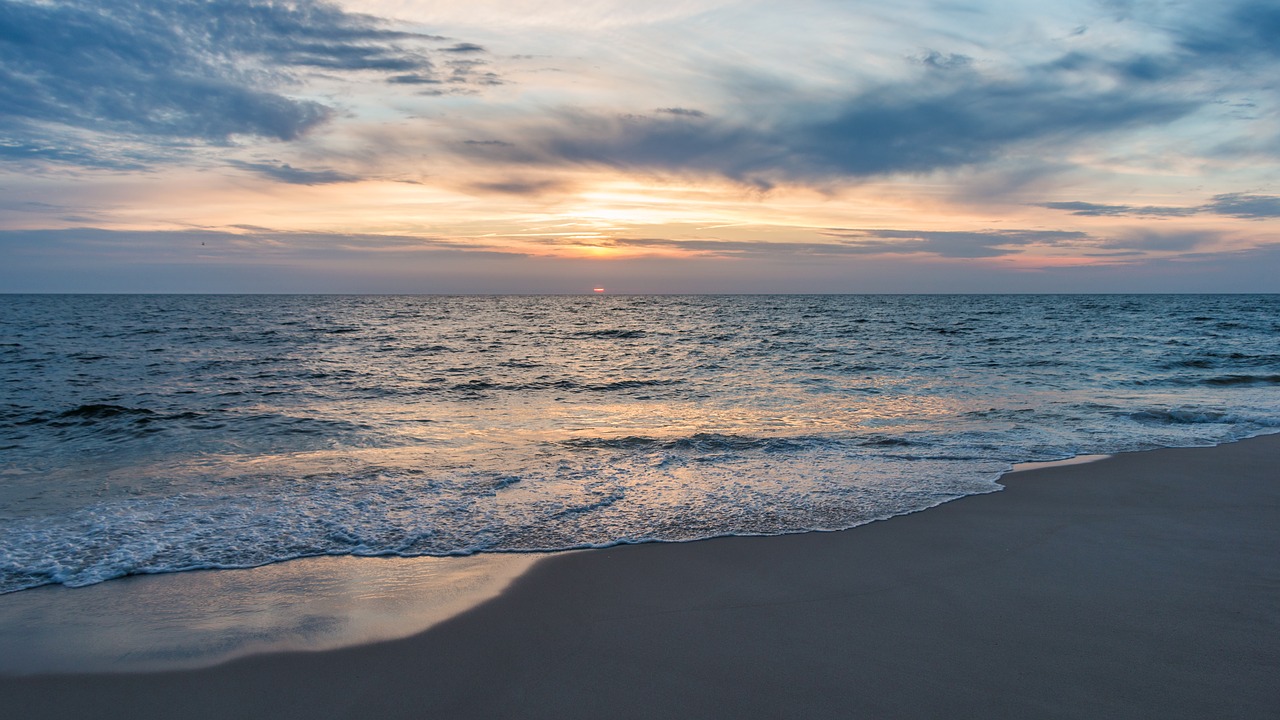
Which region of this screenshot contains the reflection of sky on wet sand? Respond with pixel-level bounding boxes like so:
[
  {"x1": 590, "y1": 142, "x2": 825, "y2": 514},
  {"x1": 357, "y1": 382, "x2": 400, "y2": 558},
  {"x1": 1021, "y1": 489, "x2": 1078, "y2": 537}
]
[
  {"x1": 1010, "y1": 454, "x2": 1110, "y2": 473},
  {"x1": 0, "y1": 553, "x2": 538, "y2": 674}
]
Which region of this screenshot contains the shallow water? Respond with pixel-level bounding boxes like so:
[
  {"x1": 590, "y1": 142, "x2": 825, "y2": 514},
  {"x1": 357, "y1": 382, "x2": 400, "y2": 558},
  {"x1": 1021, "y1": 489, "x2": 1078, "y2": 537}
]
[
  {"x1": 2, "y1": 294, "x2": 1277, "y2": 593},
  {"x1": 0, "y1": 552, "x2": 538, "y2": 673}
]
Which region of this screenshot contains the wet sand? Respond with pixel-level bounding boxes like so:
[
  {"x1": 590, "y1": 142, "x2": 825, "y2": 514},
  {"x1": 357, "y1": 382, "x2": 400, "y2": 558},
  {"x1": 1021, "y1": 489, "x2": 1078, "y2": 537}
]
[{"x1": 3, "y1": 434, "x2": 1278, "y2": 719}]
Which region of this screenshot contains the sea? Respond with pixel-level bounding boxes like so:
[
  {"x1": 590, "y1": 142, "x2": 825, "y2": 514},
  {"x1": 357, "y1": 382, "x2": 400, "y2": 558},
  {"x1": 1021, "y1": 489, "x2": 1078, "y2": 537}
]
[{"x1": 2, "y1": 294, "x2": 1278, "y2": 596}]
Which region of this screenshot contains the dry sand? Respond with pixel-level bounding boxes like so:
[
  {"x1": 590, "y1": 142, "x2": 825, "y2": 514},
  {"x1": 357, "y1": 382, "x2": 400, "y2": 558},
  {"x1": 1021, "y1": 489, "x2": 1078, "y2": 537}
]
[{"x1": 3, "y1": 434, "x2": 1278, "y2": 719}]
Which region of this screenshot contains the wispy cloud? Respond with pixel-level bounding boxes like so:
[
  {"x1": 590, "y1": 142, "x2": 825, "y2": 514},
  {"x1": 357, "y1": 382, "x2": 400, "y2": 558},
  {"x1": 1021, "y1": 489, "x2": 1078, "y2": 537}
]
[
  {"x1": 442, "y1": 43, "x2": 487, "y2": 54},
  {"x1": 821, "y1": 229, "x2": 1091, "y2": 258},
  {"x1": 226, "y1": 160, "x2": 359, "y2": 185},
  {"x1": 466, "y1": 179, "x2": 571, "y2": 196},
  {"x1": 0, "y1": 0, "x2": 493, "y2": 167},
  {"x1": 1038, "y1": 193, "x2": 1280, "y2": 220},
  {"x1": 600, "y1": 228, "x2": 1092, "y2": 260},
  {"x1": 451, "y1": 50, "x2": 1196, "y2": 186},
  {"x1": 0, "y1": 226, "x2": 506, "y2": 258},
  {"x1": 1203, "y1": 193, "x2": 1280, "y2": 219},
  {"x1": 1036, "y1": 201, "x2": 1199, "y2": 218},
  {"x1": 421, "y1": 1, "x2": 1280, "y2": 193}
]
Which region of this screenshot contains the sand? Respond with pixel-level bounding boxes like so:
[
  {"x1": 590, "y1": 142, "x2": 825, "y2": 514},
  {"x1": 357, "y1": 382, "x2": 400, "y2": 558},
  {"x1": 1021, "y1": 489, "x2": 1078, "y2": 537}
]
[{"x1": 2, "y1": 434, "x2": 1278, "y2": 719}]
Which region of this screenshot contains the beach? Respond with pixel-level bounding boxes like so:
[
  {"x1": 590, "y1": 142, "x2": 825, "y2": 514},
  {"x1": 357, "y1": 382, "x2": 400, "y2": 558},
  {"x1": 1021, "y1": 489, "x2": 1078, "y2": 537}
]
[{"x1": 2, "y1": 433, "x2": 1276, "y2": 718}]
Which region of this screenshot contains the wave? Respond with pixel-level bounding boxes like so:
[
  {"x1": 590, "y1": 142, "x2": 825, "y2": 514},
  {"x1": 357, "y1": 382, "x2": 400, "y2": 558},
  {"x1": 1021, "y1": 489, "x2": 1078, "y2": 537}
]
[
  {"x1": 559, "y1": 432, "x2": 820, "y2": 453},
  {"x1": 1160, "y1": 353, "x2": 1280, "y2": 370},
  {"x1": 2, "y1": 404, "x2": 381, "y2": 451},
  {"x1": 1203, "y1": 374, "x2": 1280, "y2": 386},
  {"x1": 572, "y1": 329, "x2": 646, "y2": 339},
  {"x1": 581, "y1": 379, "x2": 683, "y2": 392},
  {"x1": 1127, "y1": 409, "x2": 1232, "y2": 425},
  {"x1": 858, "y1": 435, "x2": 921, "y2": 447},
  {"x1": 447, "y1": 378, "x2": 683, "y2": 394},
  {"x1": 1140, "y1": 373, "x2": 1280, "y2": 387},
  {"x1": 56, "y1": 404, "x2": 154, "y2": 420},
  {"x1": 4, "y1": 293, "x2": 1280, "y2": 596}
]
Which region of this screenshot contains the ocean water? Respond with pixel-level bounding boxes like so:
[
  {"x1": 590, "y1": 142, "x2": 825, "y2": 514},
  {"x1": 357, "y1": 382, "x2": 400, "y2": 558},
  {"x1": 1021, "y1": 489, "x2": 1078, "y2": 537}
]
[{"x1": 1, "y1": 294, "x2": 1278, "y2": 595}]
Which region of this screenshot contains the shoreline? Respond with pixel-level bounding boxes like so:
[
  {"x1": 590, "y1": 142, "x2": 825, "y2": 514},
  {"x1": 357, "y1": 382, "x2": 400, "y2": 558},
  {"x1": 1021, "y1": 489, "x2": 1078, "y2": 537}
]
[
  {"x1": 3, "y1": 433, "x2": 1279, "y2": 718},
  {"x1": 0, "y1": 445, "x2": 1123, "y2": 673},
  {"x1": 0, "y1": 549, "x2": 540, "y2": 675}
]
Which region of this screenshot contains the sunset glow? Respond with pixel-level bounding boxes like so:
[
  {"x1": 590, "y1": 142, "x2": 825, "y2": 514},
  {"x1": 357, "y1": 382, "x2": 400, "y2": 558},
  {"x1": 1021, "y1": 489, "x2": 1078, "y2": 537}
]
[{"x1": 1, "y1": 0, "x2": 1277, "y2": 292}]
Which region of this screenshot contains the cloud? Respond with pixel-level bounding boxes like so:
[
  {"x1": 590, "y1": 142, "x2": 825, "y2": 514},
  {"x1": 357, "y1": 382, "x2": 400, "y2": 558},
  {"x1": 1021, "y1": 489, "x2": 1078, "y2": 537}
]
[
  {"x1": 792, "y1": 73, "x2": 1190, "y2": 178},
  {"x1": 1035, "y1": 201, "x2": 1198, "y2": 217},
  {"x1": 655, "y1": 108, "x2": 708, "y2": 118},
  {"x1": 0, "y1": 0, "x2": 488, "y2": 166},
  {"x1": 432, "y1": 2, "x2": 1279, "y2": 190},
  {"x1": 455, "y1": 48, "x2": 1197, "y2": 186},
  {"x1": 388, "y1": 74, "x2": 444, "y2": 85},
  {"x1": 1037, "y1": 193, "x2": 1280, "y2": 219},
  {"x1": 1178, "y1": 1, "x2": 1280, "y2": 61},
  {"x1": 227, "y1": 160, "x2": 358, "y2": 185},
  {"x1": 1099, "y1": 230, "x2": 1218, "y2": 252},
  {"x1": 914, "y1": 51, "x2": 973, "y2": 71},
  {"x1": 0, "y1": 133, "x2": 150, "y2": 169},
  {"x1": 821, "y1": 229, "x2": 1090, "y2": 258},
  {"x1": 0, "y1": 226, "x2": 503, "y2": 259},
  {"x1": 1203, "y1": 193, "x2": 1280, "y2": 219},
  {"x1": 3, "y1": 226, "x2": 1275, "y2": 294},
  {"x1": 603, "y1": 228, "x2": 1090, "y2": 260},
  {"x1": 467, "y1": 179, "x2": 570, "y2": 196},
  {"x1": 442, "y1": 59, "x2": 504, "y2": 86},
  {"x1": 608, "y1": 237, "x2": 873, "y2": 258}
]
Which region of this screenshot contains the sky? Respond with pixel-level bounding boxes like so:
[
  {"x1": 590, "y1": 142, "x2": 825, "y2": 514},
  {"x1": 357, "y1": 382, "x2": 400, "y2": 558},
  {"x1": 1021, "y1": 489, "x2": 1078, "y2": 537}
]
[{"x1": 1, "y1": 0, "x2": 1278, "y2": 293}]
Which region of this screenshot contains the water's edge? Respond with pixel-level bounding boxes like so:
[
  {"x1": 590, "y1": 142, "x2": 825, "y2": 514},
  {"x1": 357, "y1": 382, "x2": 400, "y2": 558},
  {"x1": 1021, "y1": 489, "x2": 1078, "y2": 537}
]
[{"x1": 3, "y1": 430, "x2": 1275, "y2": 676}]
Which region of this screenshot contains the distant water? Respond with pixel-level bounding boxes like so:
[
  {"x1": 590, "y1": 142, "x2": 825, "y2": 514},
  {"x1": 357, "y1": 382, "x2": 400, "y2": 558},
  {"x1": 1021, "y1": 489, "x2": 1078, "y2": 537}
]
[{"x1": 2, "y1": 294, "x2": 1278, "y2": 594}]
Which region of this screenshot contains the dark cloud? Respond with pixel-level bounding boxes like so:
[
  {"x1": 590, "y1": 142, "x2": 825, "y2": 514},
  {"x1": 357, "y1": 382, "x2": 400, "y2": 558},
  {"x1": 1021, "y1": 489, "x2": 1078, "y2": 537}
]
[
  {"x1": 0, "y1": 0, "x2": 488, "y2": 166},
  {"x1": 1203, "y1": 193, "x2": 1280, "y2": 219},
  {"x1": 467, "y1": 179, "x2": 568, "y2": 196},
  {"x1": 227, "y1": 160, "x2": 357, "y2": 185},
  {"x1": 1179, "y1": 1, "x2": 1280, "y2": 61},
  {"x1": 1038, "y1": 193, "x2": 1280, "y2": 219},
  {"x1": 445, "y1": 2, "x2": 1279, "y2": 187},
  {"x1": 1035, "y1": 201, "x2": 1198, "y2": 217},
  {"x1": 792, "y1": 75, "x2": 1190, "y2": 178},
  {"x1": 388, "y1": 74, "x2": 443, "y2": 85},
  {"x1": 442, "y1": 43, "x2": 486, "y2": 54},
  {"x1": 655, "y1": 108, "x2": 708, "y2": 118},
  {"x1": 914, "y1": 51, "x2": 972, "y2": 71},
  {"x1": 459, "y1": 50, "x2": 1196, "y2": 184}
]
